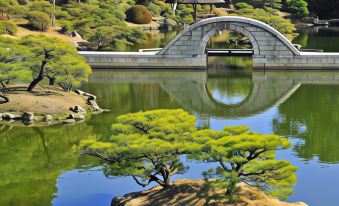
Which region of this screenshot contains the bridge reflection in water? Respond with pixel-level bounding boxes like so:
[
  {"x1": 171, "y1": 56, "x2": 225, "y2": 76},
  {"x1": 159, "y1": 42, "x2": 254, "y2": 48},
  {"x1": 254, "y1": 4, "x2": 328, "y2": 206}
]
[{"x1": 89, "y1": 64, "x2": 339, "y2": 119}]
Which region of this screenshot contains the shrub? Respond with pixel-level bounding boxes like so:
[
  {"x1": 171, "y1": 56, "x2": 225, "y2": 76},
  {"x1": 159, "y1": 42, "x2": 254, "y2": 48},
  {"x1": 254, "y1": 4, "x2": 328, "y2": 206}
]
[
  {"x1": 235, "y1": 2, "x2": 254, "y2": 10},
  {"x1": 59, "y1": 20, "x2": 73, "y2": 34},
  {"x1": 136, "y1": 0, "x2": 152, "y2": 6},
  {"x1": 0, "y1": 21, "x2": 18, "y2": 35},
  {"x1": 125, "y1": 5, "x2": 152, "y2": 24},
  {"x1": 148, "y1": 3, "x2": 161, "y2": 16},
  {"x1": 285, "y1": 0, "x2": 309, "y2": 18},
  {"x1": 115, "y1": 10, "x2": 126, "y2": 20},
  {"x1": 26, "y1": 11, "x2": 50, "y2": 31},
  {"x1": 182, "y1": 15, "x2": 194, "y2": 24},
  {"x1": 213, "y1": 8, "x2": 228, "y2": 16}
]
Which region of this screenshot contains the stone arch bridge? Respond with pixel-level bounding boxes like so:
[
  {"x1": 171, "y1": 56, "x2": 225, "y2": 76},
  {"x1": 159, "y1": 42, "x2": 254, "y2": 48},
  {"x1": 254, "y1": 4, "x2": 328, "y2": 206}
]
[{"x1": 80, "y1": 16, "x2": 339, "y2": 69}]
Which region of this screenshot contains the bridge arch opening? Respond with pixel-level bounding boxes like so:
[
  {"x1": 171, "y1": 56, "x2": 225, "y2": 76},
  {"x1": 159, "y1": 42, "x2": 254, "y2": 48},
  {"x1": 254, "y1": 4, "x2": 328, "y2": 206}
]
[{"x1": 200, "y1": 24, "x2": 259, "y2": 57}]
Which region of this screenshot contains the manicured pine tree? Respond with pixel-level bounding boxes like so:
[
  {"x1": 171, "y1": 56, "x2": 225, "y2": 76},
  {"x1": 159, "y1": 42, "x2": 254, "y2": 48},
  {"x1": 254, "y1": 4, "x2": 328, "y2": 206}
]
[
  {"x1": 190, "y1": 126, "x2": 298, "y2": 199},
  {"x1": 80, "y1": 109, "x2": 199, "y2": 188}
]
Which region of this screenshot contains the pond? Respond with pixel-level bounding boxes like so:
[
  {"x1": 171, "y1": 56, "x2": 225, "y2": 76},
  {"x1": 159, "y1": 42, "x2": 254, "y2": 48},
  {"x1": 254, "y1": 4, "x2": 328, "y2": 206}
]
[{"x1": 2, "y1": 26, "x2": 339, "y2": 206}]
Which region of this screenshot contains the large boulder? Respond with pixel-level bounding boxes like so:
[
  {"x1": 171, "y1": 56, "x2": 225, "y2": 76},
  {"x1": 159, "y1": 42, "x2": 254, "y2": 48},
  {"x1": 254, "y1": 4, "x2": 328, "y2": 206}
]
[
  {"x1": 70, "y1": 105, "x2": 87, "y2": 114},
  {"x1": 74, "y1": 114, "x2": 85, "y2": 120},
  {"x1": 2, "y1": 113, "x2": 21, "y2": 120},
  {"x1": 22, "y1": 112, "x2": 34, "y2": 122},
  {"x1": 66, "y1": 114, "x2": 75, "y2": 119},
  {"x1": 75, "y1": 89, "x2": 97, "y2": 100},
  {"x1": 63, "y1": 119, "x2": 76, "y2": 124},
  {"x1": 45, "y1": 114, "x2": 53, "y2": 121}
]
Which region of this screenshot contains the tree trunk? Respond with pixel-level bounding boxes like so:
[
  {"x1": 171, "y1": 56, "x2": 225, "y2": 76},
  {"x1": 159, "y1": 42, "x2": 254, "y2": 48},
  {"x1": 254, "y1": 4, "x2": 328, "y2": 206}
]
[
  {"x1": 51, "y1": 0, "x2": 56, "y2": 27},
  {"x1": 193, "y1": 3, "x2": 197, "y2": 23},
  {"x1": 67, "y1": 84, "x2": 72, "y2": 92},
  {"x1": 225, "y1": 172, "x2": 238, "y2": 198},
  {"x1": 48, "y1": 76, "x2": 55, "y2": 85},
  {"x1": 0, "y1": 80, "x2": 7, "y2": 88},
  {"x1": 225, "y1": 181, "x2": 236, "y2": 197},
  {"x1": 0, "y1": 92, "x2": 9, "y2": 103},
  {"x1": 27, "y1": 60, "x2": 47, "y2": 92},
  {"x1": 164, "y1": 173, "x2": 171, "y2": 186}
]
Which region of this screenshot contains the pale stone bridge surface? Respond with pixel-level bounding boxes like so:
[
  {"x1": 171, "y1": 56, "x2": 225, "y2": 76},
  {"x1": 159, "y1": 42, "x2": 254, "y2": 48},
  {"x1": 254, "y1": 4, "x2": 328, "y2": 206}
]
[
  {"x1": 89, "y1": 70, "x2": 339, "y2": 118},
  {"x1": 80, "y1": 16, "x2": 339, "y2": 69}
]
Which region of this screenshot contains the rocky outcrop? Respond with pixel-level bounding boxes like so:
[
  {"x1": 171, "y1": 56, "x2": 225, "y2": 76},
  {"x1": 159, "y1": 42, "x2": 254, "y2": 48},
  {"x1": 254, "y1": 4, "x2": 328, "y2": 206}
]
[
  {"x1": 22, "y1": 112, "x2": 34, "y2": 121},
  {"x1": 2, "y1": 113, "x2": 22, "y2": 120},
  {"x1": 75, "y1": 90, "x2": 104, "y2": 113}
]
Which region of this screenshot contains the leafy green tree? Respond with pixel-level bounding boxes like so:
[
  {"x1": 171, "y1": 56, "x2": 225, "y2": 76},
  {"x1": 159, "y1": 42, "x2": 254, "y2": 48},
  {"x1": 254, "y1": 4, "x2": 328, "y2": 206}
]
[
  {"x1": 264, "y1": 0, "x2": 282, "y2": 9},
  {"x1": 0, "y1": 21, "x2": 18, "y2": 35},
  {"x1": 88, "y1": 26, "x2": 117, "y2": 50},
  {"x1": 28, "y1": 1, "x2": 53, "y2": 15},
  {"x1": 233, "y1": 3, "x2": 297, "y2": 40},
  {"x1": 26, "y1": 11, "x2": 50, "y2": 31},
  {"x1": 190, "y1": 126, "x2": 297, "y2": 199},
  {"x1": 0, "y1": 37, "x2": 32, "y2": 88},
  {"x1": 20, "y1": 35, "x2": 91, "y2": 92},
  {"x1": 57, "y1": 1, "x2": 147, "y2": 50},
  {"x1": 80, "y1": 109, "x2": 198, "y2": 188},
  {"x1": 0, "y1": 0, "x2": 21, "y2": 19},
  {"x1": 285, "y1": 0, "x2": 309, "y2": 18}
]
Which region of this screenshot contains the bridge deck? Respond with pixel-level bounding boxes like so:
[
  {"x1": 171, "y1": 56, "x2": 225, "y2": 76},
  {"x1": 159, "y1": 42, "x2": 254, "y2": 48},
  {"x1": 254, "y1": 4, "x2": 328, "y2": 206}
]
[{"x1": 206, "y1": 49, "x2": 254, "y2": 56}]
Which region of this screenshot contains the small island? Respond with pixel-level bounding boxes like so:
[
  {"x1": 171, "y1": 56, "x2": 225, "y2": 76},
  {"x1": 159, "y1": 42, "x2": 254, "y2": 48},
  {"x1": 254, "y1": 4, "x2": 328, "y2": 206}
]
[
  {"x1": 112, "y1": 179, "x2": 307, "y2": 206},
  {"x1": 0, "y1": 35, "x2": 103, "y2": 126},
  {"x1": 0, "y1": 84, "x2": 102, "y2": 126}
]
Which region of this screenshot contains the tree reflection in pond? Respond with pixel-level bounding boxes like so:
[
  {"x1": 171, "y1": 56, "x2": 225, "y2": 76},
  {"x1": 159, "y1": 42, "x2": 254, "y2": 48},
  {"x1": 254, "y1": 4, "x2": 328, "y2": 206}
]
[
  {"x1": 0, "y1": 124, "x2": 94, "y2": 206},
  {"x1": 273, "y1": 85, "x2": 339, "y2": 163}
]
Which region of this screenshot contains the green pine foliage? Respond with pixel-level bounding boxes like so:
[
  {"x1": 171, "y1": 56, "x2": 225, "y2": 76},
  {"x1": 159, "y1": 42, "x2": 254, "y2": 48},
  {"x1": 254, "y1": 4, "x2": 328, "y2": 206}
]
[
  {"x1": 0, "y1": 37, "x2": 32, "y2": 87},
  {"x1": 80, "y1": 109, "x2": 297, "y2": 200},
  {"x1": 58, "y1": 1, "x2": 147, "y2": 50},
  {"x1": 233, "y1": 3, "x2": 297, "y2": 40},
  {"x1": 285, "y1": 0, "x2": 309, "y2": 18},
  {"x1": 0, "y1": 0, "x2": 21, "y2": 19},
  {"x1": 0, "y1": 35, "x2": 91, "y2": 92},
  {"x1": 22, "y1": 35, "x2": 91, "y2": 91},
  {"x1": 190, "y1": 126, "x2": 298, "y2": 199},
  {"x1": 0, "y1": 21, "x2": 18, "y2": 35},
  {"x1": 26, "y1": 11, "x2": 50, "y2": 31},
  {"x1": 264, "y1": 0, "x2": 282, "y2": 9},
  {"x1": 80, "y1": 109, "x2": 198, "y2": 188}
]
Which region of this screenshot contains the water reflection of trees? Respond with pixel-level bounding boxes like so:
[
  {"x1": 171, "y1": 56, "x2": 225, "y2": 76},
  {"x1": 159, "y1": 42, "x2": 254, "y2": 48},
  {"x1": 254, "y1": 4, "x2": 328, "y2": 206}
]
[
  {"x1": 208, "y1": 31, "x2": 252, "y2": 49},
  {"x1": 0, "y1": 124, "x2": 94, "y2": 206},
  {"x1": 273, "y1": 85, "x2": 339, "y2": 163}
]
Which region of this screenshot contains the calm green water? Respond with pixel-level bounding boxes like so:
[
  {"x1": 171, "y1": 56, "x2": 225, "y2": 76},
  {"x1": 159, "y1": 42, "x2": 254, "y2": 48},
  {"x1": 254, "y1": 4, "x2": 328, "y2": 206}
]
[
  {"x1": 293, "y1": 26, "x2": 339, "y2": 52},
  {"x1": 2, "y1": 27, "x2": 339, "y2": 206}
]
